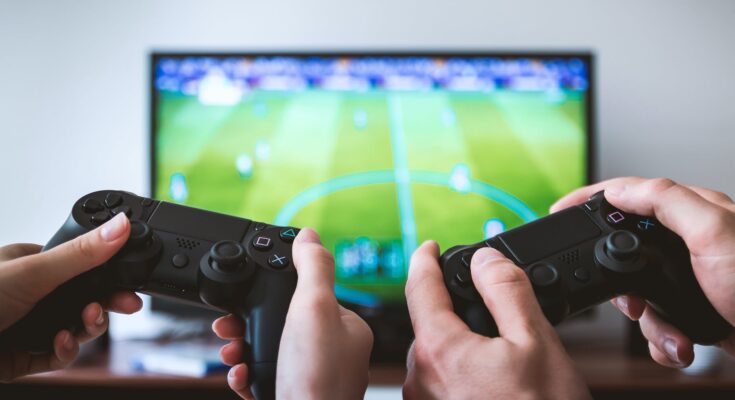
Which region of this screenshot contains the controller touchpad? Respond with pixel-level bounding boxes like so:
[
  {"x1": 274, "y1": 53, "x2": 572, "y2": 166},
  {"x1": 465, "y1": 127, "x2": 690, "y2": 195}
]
[
  {"x1": 499, "y1": 208, "x2": 600, "y2": 264},
  {"x1": 148, "y1": 203, "x2": 251, "y2": 242}
]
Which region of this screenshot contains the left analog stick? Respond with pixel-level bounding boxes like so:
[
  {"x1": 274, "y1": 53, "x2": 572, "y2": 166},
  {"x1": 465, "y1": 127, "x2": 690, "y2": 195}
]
[{"x1": 127, "y1": 220, "x2": 153, "y2": 248}]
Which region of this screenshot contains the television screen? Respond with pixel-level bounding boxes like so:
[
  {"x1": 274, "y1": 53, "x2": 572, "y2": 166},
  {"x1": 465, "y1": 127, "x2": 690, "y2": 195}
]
[{"x1": 150, "y1": 52, "x2": 593, "y2": 356}]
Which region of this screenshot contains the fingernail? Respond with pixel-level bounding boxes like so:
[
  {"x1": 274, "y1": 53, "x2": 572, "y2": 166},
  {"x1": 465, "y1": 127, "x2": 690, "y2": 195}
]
[
  {"x1": 100, "y1": 213, "x2": 128, "y2": 242},
  {"x1": 63, "y1": 332, "x2": 74, "y2": 351},
  {"x1": 298, "y1": 228, "x2": 321, "y2": 244},
  {"x1": 615, "y1": 296, "x2": 629, "y2": 315},
  {"x1": 664, "y1": 339, "x2": 681, "y2": 364},
  {"x1": 472, "y1": 247, "x2": 503, "y2": 265},
  {"x1": 228, "y1": 364, "x2": 246, "y2": 390},
  {"x1": 95, "y1": 309, "x2": 105, "y2": 326}
]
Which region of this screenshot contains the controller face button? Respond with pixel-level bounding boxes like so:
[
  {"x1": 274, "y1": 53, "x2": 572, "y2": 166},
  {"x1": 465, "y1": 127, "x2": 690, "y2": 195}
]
[
  {"x1": 268, "y1": 254, "x2": 290, "y2": 269},
  {"x1": 91, "y1": 210, "x2": 111, "y2": 225},
  {"x1": 605, "y1": 230, "x2": 640, "y2": 262},
  {"x1": 252, "y1": 236, "x2": 273, "y2": 250},
  {"x1": 82, "y1": 198, "x2": 104, "y2": 213},
  {"x1": 128, "y1": 220, "x2": 153, "y2": 247},
  {"x1": 606, "y1": 211, "x2": 625, "y2": 225},
  {"x1": 112, "y1": 205, "x2": 132, "y2": 217},
  {"x1": 171, "y1": 253, "x2": 189, "y2": 268},
  {"x1": 454, "y1": 269, "x2": 472, "y2": 287},
  {"x1": 105, "y1": 192, "x2": 123, "y2": 208},
  {"x1": 528, "y1": 262, "x2": 559, "y2": 288},
  {"x1": 637, "y1": 218, "x2": 656, "y2": 231},
  {"x1": 141, "y1": 198, "x2": 153, "y2": 207},
  {"x1": 279, "y1": 228, "x2": 298, "y2": 243},
  {"x1": 573, "y1": 267, "x2": 590, "y2": 283}
]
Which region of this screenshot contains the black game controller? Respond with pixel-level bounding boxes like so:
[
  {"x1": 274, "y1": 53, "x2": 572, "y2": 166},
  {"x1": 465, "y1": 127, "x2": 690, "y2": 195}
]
[
  {"x1": 0, "y1": 190, "x2": 300, "y2": 400},
  {"x1": 441, "y1": 191, "x2": 733, "y2": 344}
]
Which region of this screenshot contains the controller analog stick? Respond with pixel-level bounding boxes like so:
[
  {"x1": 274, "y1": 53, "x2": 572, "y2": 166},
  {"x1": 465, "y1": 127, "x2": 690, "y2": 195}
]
[
  {"x1": 210, "y1": 241, "x2": 246, "y2": 273},
  {"x1": 605, "y1": 230, "x2": 640, "y2": 262},
  {"x1": 594, "y1": 230, "x2": 645, "y2": 273},
  {"x1": 127, "y1": 220, "x2": 153, "y2": 248}
]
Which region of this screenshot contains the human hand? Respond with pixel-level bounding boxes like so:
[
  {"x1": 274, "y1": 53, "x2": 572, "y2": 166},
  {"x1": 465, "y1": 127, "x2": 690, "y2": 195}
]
[
  {"x1": 551, "y1": 177, "x2": 735, "y2": 367},
  {"x1": 212, "y1": 228, "x2": 373, "y2": 400},
  {"x1": 403, "y1": 241, "x2": 590, "y2": 400},
  {"x1": 0, "y1": 213, "x2": 143, "y2": 381}
]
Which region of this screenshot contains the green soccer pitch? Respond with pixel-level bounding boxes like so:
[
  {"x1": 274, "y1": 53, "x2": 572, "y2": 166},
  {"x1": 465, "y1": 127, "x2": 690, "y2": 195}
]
[{"x1": 154, "y1": 89, "x2": 587, "y2": 304}]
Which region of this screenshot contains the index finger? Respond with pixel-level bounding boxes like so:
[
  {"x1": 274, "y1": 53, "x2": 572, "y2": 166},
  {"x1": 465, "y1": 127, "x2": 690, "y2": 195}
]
[
  {"x1": 0, "y1": 243, "x2": 42, "y2": 262},
  {"x1": 405, "y1": 241, "x2": 466, "y2": 338},
  {"x1": 604, "y1": 178, "x2": 735, "y2": 254},
  {"x1": 549, "y1": 177, "x2": 645, "y2": 213}
]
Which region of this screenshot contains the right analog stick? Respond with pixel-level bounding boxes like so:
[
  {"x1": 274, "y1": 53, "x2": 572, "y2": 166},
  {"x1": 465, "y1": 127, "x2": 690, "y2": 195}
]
[
  {"x1": 605, "y1": 230, "x2": 640, "y2": 262},
  {"x1": 594, "y1": 230, "x2": 645, "y2": 273},
  {"x1": 210, "y1": 241, "x2": 246, "y2": 273}
]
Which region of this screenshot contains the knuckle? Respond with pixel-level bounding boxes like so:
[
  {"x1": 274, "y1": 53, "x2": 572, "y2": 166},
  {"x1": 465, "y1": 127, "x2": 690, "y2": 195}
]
[
  {"x1": 413, "y1": 334, "x2": 447, "y2": 366},
  {"x1": 695, "y1": 207, "x2": 735, "y2": 243},
  {"x1": 710, "y1": 190, "x2": 733, "y2": 204},
  {"x1": 300, "y1": 290, "x2": 337, "y2": 311},
  {"x1": 476, "y1": 261, "x2": 527, "y2": 286},
  {"x1": 648, "y1": 177, "x2": 678, "y2": 194}
]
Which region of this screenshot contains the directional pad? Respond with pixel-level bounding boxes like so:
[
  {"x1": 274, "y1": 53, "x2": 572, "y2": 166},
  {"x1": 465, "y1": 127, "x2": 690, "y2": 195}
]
[
  {"x1": 112, "y1": 205, "x2": 132, "y2": 217},
  {"x1": 105, "y1": 192, "x2": 122, "y2": 208},
  {"x1": 82, "y1": 198, "x2": 104, "y2": 213},
  {"x1": 91, "y1": 211, "x2": 111, "y2": 225},
  {"x1": 454, "y1": 269, "x2": 472, "y2": 287}
]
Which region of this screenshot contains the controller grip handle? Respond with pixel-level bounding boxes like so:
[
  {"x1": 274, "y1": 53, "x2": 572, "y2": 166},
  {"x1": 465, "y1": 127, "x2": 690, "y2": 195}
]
[
  {"x1": 244, "y1": 272, "x2": 297, "y2": 400},
  {"x1": 0, "y1": 268, "x2": 108, "y2": 353},
  {"x1": 0, "y1": 217, "x2": 104, "y2": 353}
]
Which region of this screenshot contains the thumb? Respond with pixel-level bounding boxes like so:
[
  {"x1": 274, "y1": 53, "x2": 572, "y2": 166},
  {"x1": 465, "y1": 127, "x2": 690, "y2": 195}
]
[
  {"x1": 470, "y1": 247, "x2": 549, "y2": 341},
  {"x1": 291, "y1": 228, "x2": 336, "y2": 294},
  {"x1": 5, "y1": 213, "x2": 130, "y2": 301}
]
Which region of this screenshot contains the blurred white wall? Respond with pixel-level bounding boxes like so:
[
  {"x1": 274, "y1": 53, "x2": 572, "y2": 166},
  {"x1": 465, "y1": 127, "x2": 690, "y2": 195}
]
[
  {"x1": 0, "y1": 0, "x2": 733, "y2": 365},
  {"x1": 1, "y1": 0, "x2": 734, "y2": 243}
]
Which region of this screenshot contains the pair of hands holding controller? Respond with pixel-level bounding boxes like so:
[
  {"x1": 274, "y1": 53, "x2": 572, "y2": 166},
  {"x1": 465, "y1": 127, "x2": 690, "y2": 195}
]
[{"x1": 1, "y1": 177, "x2": 734, "y2": 399}]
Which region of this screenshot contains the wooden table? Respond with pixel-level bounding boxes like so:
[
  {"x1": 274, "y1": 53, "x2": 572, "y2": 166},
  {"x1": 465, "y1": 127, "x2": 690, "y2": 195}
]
[{"x1": 3, "y1": 340, "x2": 735, "y2": 399}]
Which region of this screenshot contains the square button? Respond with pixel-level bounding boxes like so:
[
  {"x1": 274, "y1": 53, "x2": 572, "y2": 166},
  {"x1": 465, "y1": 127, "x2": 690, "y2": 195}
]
[
  {"x1": 607, "y1": 211, "x2": 625, "y2": 224},
  {"x1": 252, "y1": 236, "x2": 273, "y2": 250}
]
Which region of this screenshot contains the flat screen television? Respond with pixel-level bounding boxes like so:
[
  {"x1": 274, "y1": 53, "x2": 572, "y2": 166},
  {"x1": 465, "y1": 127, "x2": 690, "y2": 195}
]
[{"x1": 149, "y1": 51, "x2": 594, "y2": 360}]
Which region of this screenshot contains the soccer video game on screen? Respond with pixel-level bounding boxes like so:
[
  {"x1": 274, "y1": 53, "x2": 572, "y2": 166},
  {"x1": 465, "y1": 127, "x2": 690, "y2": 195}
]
[{"x1": 152, "y1": 54, "x2": 590, "y2": 309}]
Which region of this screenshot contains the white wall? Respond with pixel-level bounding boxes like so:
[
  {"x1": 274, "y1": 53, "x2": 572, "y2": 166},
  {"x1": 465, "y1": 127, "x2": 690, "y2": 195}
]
[
  {"x1": 2, "y1": 0, "x2": 734, "y2": 246},
  {"x1": 0, "y1": 0, "x2": 733, "y2": 351},
  {"x1": 2, "y1": 0, "x2": 734, "y2": 244}
]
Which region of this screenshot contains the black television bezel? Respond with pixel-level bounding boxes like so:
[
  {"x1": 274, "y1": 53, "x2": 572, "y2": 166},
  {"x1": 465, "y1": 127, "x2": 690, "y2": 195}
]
[{"x1": 148, "y1": 50, "x2": 596, "y2": 361}]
